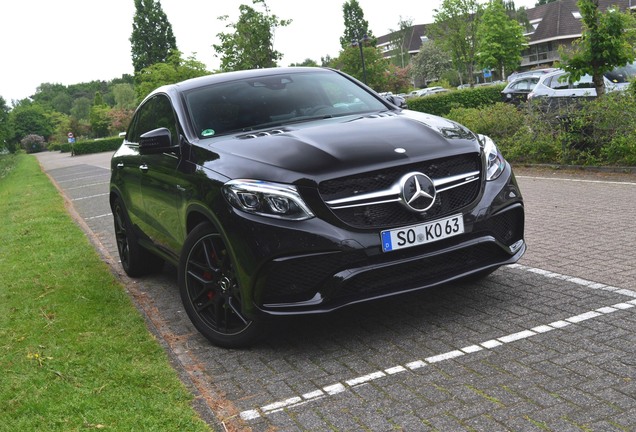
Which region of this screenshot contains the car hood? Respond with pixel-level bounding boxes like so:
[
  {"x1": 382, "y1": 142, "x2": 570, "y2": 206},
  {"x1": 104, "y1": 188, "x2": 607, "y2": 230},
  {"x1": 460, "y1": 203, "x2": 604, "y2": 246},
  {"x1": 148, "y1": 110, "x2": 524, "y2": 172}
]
[{"x1": 202, "y1": 110, "x2": 481, "y2": 184}]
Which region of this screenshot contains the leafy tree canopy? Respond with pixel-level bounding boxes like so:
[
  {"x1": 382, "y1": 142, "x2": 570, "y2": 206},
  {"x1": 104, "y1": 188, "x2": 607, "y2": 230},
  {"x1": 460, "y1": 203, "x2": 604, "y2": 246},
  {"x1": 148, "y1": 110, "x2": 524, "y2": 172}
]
[
  {"x1": 9, "y1": 103, "x2": 55, "y2": 142},
  {"x1": 333, "y1": 45, "x2": 389, "y2": 90},
  {"x1": 476, "y1": 0, "x2": 527, "y2": 80},
  {"x1": 562, "y1": 0, "x2": 636, "y2": 96},
  {"x1": 130, "y1": 0, "x2": 178, "y2": 74},
  {"x1": 384, "y1": 64, "x2": 412, "y2": 94},
  {"x1": 431, "y1": 0, "x2": 484, "y2": 86},
  {"x1": 289, "y1": 59, "x2": 319, "y2": 67},
  {"x1": 340, "y1": 0, "x2": 375, "y2": 49},
  {"x1": 411, "y1": 40, "x2": 453, "y2": 86},
  {"x1": 214, "y1": 0, "x2": 291, "y2": 72},
  {"x1": 135, "y1": 50, "x2": 209, "y2": 100},
  {"x1": 0, "y1": 96, "x2": 11, "y2": 150}
]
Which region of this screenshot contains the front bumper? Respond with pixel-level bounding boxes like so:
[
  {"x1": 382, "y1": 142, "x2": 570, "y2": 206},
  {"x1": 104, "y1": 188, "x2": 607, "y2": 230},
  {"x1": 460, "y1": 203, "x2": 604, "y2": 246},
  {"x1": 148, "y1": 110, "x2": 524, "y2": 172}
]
[{"x1": 220, "y1": 165, "x2": 525, "y2": 318}]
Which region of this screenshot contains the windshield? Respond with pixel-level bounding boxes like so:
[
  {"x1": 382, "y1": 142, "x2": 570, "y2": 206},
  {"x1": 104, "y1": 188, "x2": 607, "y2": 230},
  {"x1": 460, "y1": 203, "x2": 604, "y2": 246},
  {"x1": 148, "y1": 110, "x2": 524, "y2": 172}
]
[
  {"x1": 185, "y1": 70, "x2": 388, "y2": 138},
  {"x1": 605, "y1": 62, "x2": 636, "y2": 83}
]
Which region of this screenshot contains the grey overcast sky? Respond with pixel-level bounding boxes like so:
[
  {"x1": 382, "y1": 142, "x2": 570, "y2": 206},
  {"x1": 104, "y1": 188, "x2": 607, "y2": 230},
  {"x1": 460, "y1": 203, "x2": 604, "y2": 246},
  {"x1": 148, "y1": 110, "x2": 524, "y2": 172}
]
[{"x1": 0, "y1": 0, "x2": 537, "y2": 104}]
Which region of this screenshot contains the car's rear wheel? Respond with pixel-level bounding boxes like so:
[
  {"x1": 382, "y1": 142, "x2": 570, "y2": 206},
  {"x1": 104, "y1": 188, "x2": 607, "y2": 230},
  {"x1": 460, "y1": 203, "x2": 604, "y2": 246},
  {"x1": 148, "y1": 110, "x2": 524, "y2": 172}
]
[
  {"x1": 178, "y1": 223, "x2": 260, "y2": 348},
  {"x1": 112, "y1": 197, "x2": 163, "y2": 277}
]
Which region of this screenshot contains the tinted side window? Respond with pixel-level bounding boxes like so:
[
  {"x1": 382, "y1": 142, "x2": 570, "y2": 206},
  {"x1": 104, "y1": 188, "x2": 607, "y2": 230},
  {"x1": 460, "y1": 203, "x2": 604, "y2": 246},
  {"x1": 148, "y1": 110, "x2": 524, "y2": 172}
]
[
  {"x1": 573, "y1": 75, "x2": 594, "y2": 89},
  {"x1": 548, "y1": 74, "x2": 570, "y2": 90},
  {"x1": 128, "y1": 95, "x2": 178, "y2": 144}
]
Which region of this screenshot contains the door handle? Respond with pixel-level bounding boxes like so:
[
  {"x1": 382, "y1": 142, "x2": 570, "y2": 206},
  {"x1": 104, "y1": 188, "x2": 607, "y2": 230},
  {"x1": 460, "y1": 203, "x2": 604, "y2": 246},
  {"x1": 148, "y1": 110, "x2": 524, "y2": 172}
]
[
  {"x1": 116, "y1": 162, "x2": 124, "y2": 169},
  {"x1": 139, "y1": 164, "x2": 149, "y2": 173}
]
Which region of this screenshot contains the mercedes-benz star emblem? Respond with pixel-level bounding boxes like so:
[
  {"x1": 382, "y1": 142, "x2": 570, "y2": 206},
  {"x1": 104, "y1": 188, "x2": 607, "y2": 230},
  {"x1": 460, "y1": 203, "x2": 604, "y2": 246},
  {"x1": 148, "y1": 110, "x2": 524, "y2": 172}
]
[{"x1": 400, "y1": 172, "x2": 436, "y2": 212}]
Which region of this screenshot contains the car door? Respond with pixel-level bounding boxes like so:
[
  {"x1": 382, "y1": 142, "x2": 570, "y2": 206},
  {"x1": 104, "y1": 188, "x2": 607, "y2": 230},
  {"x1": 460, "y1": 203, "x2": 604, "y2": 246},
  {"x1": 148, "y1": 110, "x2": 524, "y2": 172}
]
[{"x1": 135, "y1": 94, "x2": 185, "y2": 255}]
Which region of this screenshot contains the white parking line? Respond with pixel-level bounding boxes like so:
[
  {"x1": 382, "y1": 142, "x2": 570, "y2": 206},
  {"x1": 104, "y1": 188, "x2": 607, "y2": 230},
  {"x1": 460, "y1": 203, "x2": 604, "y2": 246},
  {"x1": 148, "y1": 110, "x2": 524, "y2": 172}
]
[
  {"x1": 516, "y1": 175, "x2": 636, "y2": 186},
  {"x1": 71, "y1": 193, "x2": 109, "y2": 201},
  {"x1": 239, "y1": 267, "x2": 636, "y2": 421},
  {"x1": 85, "y1": 213, "x2": 112, "y2": 221},
  {"x1": 66, "y1": 181, "x2": 110, "y2": 190},
  {"x1": 57, "y1": 174, "x2": 110, "y2": 184}
]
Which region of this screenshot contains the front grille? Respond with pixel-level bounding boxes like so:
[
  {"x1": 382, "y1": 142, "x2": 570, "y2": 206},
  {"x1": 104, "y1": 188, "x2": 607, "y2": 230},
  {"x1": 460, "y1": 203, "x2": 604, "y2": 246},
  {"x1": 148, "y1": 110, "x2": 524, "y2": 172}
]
[{"x1": 319, "y1": 153, "x2": 482, "y2": 229}]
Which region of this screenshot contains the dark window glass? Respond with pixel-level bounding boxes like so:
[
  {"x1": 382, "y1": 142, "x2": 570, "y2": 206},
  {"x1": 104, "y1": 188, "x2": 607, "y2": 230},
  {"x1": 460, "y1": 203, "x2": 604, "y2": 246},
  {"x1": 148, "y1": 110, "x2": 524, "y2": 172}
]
[{"x1": 128, "y1": 95, "x2": 177, "y2": 144}]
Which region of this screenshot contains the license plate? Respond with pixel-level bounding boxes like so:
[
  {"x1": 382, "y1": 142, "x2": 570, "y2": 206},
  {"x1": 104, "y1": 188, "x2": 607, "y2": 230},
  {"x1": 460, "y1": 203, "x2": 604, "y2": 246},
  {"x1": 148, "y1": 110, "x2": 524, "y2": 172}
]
[{"x1": 381, "y1": 214, "x2": 464, "y2": 252}]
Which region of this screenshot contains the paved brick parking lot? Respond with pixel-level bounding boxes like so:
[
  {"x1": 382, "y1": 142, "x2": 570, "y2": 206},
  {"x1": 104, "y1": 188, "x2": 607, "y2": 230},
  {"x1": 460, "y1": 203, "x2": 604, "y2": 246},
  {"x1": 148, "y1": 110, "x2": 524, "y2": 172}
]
[{"x1": 36, "y1": 151, "x2": 636, "y2": 431}]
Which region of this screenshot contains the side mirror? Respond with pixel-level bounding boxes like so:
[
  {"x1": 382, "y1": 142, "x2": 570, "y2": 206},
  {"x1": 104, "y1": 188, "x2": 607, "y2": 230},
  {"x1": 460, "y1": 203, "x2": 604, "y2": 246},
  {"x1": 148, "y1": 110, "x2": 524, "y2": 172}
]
[
  {"x1": 139, "y1": 127, "x2": 177, "y2": 155},
  {"x1": 384, "y1": 95, "x2": 407, "y2": 109}
]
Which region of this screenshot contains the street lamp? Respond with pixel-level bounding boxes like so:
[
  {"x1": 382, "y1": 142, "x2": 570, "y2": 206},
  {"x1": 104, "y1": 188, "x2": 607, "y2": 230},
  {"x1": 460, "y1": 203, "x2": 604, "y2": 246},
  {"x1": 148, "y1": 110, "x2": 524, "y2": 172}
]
[{"x1": 351, "y1": 34, "x2": 370, "y2": 84}]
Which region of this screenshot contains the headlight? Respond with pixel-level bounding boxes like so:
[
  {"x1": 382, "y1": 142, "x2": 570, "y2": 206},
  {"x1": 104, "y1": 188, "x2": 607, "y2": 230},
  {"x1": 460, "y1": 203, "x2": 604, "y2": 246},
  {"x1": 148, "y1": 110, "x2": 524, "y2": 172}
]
[
  {"x1": 479, "y1": 134, "x2": 505, "y2": 181},
  {"x1": 223, "y1": 180, "x2": 315, "y2": 221}
]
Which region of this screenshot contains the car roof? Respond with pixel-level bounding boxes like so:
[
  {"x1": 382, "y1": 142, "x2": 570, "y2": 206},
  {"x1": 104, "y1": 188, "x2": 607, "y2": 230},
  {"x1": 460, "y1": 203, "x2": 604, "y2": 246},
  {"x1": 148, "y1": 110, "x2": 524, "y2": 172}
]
[{"x1": 153, "y1": 67, "x2": 339, "y2": 96}]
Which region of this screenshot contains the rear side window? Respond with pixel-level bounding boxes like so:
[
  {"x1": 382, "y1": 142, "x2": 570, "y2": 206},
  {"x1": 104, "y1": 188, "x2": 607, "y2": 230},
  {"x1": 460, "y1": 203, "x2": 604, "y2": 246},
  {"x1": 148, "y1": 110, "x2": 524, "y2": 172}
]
[{"x1": 548, "y1": 74, "x2": 570, "y2": 90}]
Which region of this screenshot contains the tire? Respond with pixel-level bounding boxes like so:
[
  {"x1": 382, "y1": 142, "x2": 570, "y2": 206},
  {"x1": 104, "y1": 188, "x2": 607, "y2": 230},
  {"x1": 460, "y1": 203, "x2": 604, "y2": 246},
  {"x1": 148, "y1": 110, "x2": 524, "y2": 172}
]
[
  {"x1": 178, "y1": 223, "x2": 261, "y2": 348},
  {"x1": 112, "y1": 197, "x2": 164, "y2": 277}
]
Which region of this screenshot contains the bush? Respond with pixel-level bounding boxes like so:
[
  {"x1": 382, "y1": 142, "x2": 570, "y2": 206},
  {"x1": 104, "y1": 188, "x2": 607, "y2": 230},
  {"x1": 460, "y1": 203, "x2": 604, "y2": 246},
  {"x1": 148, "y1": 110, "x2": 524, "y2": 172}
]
[
  {"x1": 20, "y1": 134, "x2": 46, "y2": 153},
  {"x1": 72, "y1": 135, "x2": 123, "y2": 155},
  {"x1": 446, "y1": 103, "x2": 525, "y2": 143},
  {"x1": 406, "y1": 84, "x2": 505, "y2": 116}
]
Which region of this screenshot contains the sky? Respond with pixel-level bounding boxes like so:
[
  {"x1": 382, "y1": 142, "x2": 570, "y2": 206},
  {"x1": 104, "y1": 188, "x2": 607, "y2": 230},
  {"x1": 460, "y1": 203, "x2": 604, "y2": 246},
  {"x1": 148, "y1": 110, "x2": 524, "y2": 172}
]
[{"x1": 0, "y1": 0, "x2": 538, "y2": 104}]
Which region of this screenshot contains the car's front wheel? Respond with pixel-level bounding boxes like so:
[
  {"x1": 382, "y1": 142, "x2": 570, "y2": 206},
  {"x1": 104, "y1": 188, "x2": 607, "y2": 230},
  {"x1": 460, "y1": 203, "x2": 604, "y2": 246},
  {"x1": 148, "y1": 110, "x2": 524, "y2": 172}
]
[{"x1": 178, "y1": 223, "x2": 260, "y2": 348}]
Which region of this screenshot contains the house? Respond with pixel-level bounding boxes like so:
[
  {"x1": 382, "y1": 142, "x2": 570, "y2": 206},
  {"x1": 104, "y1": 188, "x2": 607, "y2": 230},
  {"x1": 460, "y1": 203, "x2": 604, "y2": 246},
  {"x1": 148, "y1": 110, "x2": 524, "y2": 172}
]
[
  {"x1": 376, "y1": 24, "x2": 428, "y2": 66},
  {"x1": 376, "y1": 0, "x2": 636, "y2": 73},
  {"x1": 521, "y1": 0, "x2": 636, "y2": 70}
]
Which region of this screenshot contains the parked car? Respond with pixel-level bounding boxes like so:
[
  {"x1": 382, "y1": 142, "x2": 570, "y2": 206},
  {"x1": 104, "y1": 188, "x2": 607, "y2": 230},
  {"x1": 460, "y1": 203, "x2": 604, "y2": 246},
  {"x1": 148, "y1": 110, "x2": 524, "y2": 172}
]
[
  {"x1": 501, "y1": 76, "x2": 540, "y2": 105},
  {"x1": 506, "y1": 68, "x2": 557, "y2": 83},
  {"x1": 528, "y1": 66, "x2": 634, "y2": 101},
  {"x1": 110, "y1": 67, "x2": 526, "y2": 347},
  {"x1": 406, "y1": 86, "x2": 445, "y2": 98}
]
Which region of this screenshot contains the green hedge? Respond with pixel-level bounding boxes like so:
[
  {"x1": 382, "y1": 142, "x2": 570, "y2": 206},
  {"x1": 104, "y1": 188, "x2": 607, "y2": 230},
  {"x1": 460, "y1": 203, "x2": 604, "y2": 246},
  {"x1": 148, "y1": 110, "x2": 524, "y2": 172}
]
[
  {"x1": 71, "y1": 136, "x2": 123, "y2": 155},
  {"x1": 406, "y1": 84, "x2": 506, "y2": 116}
]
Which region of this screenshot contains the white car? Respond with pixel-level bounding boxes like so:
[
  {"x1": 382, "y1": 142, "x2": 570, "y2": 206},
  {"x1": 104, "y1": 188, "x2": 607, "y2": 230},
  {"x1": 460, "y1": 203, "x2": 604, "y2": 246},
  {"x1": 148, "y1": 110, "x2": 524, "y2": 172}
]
[
  {"x1": 407, "y1": 87, "x2": 445, "y2": 98},
  {"x1": 527, "y1": 68, "x2": 632, "y2": 100}
]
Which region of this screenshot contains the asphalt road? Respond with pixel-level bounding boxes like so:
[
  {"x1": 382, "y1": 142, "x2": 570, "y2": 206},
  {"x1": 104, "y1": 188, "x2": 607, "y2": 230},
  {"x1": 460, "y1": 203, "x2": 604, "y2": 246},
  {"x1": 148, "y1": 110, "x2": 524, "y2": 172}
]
[{"x1": 36, "y1": 151, "x2": 636, "y2": 432}]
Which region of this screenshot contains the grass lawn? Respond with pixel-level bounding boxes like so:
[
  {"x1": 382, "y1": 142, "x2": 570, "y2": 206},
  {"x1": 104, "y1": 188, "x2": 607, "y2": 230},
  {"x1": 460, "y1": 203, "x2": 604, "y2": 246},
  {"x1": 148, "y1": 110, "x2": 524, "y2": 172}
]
[{"x1": 0, "y1": 154, "x2": 211, "y2": 431}]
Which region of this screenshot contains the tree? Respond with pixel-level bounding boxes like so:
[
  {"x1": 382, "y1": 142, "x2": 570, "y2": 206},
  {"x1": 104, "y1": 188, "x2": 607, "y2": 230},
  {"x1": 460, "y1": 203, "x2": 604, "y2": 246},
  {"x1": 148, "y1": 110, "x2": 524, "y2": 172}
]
[
  {"x1": 384, "y1": 64, "x2": 412, "y2": 94},
  {"x1": 71, "y1": 97, "x2": 92, "y2": 122},
  {"x1": 430, "y1": 0, "x2": 483, "y2": 86},
  {"x1": 340, "y1": 0, "x2": 375, "y2": 48},
  {"x1": 562, "y1": 0, "x2": 636, "y2": 97},
  {"x1": 334, "y1": 45, "x2": 389, "y2": 90},
  {"x1": 9, "y1": 103, "x2": 54, "y2": 143},
  {"x1": 536, "y1": 0, "x2": 557, "y2": 5},
  {"x1": 112, "y1": 84, "x2": 137, "y2": 110},
  {"x1": 214, "y1": 0, "x2": 291, "y2": 72},
  {"x1": 410, "y1": 39, "x2": 453, "y2": 86},
  {"x1": 476, "y1": 0, "x2": 527, "y2": 80},
  {"x1": 20, "y1": 134, "x2": 46, "y2": 153},
  {"x1": 289, "y1": 58, "x2": 319, "y2": 67},
  {"x1": 135, "y1": 50, "x2": 209, "y2": 100},
  {"x1": 130, "y1": 0, "x2": 178, "y2": 74},
  {"x1": 387, "y1": 18, "x2": 415, "y2": 68},
  {"x1": 0, "y1": 96, "x2": 11, "y2": 151}
]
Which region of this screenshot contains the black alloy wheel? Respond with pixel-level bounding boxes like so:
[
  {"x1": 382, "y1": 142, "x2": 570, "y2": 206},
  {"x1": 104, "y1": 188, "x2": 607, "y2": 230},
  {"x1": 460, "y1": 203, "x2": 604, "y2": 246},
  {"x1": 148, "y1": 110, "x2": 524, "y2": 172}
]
[{"x1": 178, "y1": 223, "x2": 259, "y2": 348}]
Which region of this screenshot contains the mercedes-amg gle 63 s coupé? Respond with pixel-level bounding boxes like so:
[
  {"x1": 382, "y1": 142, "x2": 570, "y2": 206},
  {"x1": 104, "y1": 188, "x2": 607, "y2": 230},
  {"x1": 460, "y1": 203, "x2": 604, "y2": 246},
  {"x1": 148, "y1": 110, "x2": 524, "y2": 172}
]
[{"x1": 110, "y1": 67, "x2": 525, "y2": 347}]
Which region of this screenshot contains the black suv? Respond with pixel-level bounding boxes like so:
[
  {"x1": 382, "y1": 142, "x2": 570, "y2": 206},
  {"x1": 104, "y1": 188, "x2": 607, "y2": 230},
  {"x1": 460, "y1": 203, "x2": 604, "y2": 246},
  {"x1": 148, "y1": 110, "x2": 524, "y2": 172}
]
[{"x1": 110, "y1": 67, "x2": 525, "y2": 347}]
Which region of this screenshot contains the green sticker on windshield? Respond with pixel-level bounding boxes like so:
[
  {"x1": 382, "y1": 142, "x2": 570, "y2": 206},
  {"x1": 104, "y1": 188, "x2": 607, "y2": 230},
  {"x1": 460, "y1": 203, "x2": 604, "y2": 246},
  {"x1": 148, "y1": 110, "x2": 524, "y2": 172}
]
[{"x1": 202, "y1": 129, "x2": 215, "y2": 137}]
